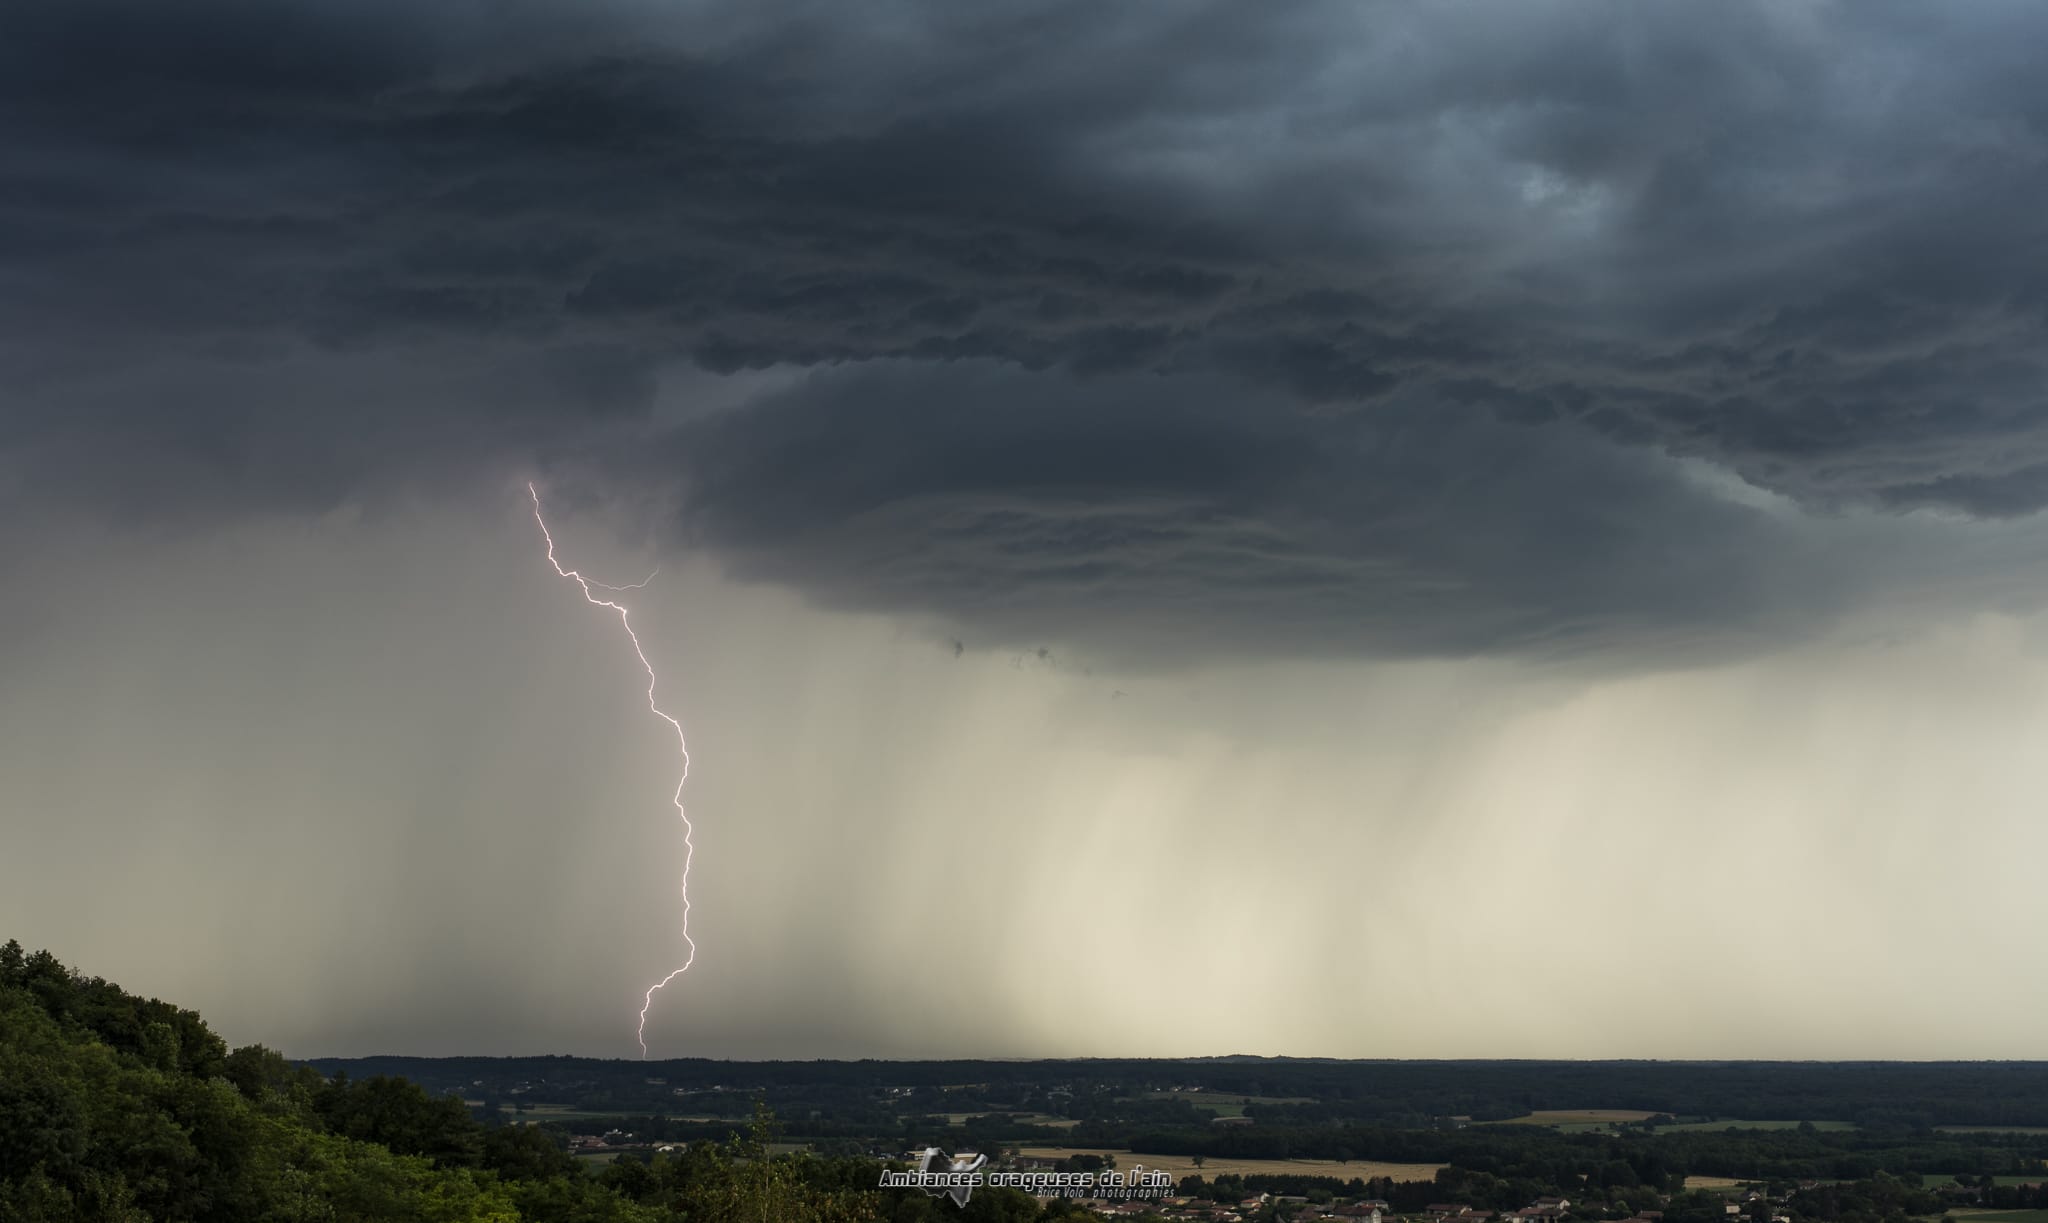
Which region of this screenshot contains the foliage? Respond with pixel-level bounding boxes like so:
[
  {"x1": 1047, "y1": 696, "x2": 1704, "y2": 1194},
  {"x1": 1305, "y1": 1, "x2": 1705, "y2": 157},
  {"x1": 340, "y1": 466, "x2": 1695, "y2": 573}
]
[{"x1": 0, "y1": 939, "x2": 884, "y2": 1223}]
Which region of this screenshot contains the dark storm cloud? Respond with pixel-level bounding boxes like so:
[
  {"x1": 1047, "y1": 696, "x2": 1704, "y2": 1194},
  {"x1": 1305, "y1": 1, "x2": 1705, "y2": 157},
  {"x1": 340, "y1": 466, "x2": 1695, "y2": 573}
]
[
  {"x1": 6, "y1": 0, "x2": 2048, "y2": 656},
  {"x1": 659, "y1": 360, "x2": 1856, "y2": 664}
]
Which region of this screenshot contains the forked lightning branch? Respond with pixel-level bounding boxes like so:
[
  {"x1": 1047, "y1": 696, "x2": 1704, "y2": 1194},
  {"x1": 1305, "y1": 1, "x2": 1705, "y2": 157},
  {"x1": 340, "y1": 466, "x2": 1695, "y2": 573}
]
[{"x1": 528, "y1": 482, "x2": 697, "y2": 1058}]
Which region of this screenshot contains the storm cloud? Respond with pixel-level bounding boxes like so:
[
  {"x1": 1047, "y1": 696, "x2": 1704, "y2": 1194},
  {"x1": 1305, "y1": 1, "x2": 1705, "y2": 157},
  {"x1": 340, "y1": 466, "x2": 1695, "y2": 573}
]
[{"x1": 7, "y1": 0, "x2": 2048, "y2": 665}]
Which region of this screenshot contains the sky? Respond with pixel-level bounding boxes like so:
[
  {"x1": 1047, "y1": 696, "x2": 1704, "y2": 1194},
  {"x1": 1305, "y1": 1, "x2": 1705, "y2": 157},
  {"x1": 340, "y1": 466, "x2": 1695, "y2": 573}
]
[{"x1": 5, "y1": 0, "x2": 2048, "y2": 1060}]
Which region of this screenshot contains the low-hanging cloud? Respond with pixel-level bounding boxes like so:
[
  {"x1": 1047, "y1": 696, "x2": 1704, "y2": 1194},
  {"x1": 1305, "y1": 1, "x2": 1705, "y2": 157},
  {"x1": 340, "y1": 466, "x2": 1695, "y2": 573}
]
[{"x1": 663, "y1": 360, "x2": 1876, "y2": 666}]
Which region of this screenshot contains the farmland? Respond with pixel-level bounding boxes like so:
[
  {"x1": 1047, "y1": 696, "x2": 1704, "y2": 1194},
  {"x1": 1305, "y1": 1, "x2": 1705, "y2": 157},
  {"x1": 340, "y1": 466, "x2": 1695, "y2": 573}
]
[
  {"x1": 1142, "y1": 1090, "x2": 1319, "y2": 1118},
  {"x1": 1501, "y1": 1112, "x2": 1862, "y2": 1134},
  {"x1": 1016, "y1": 1148, "x2": 1445, "y2": 1184},
  {"x1": 1501, "y1": 1110, "x2": 1664, "y2": 1125},
  {"x1": 1659, "y1": 1119, "x2": 1858, "y2": 1133}
]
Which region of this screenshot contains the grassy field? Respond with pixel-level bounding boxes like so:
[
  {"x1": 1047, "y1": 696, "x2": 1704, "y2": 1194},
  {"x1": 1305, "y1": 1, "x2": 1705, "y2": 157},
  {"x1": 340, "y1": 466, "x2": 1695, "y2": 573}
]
[
  {"x1": 1502, "y1": 1110, "x2": 1663, "y2": 1126},
  {"x1": 941, "y1": 1112, "x2": 1078, "y2": 1128},
  {"x1": 1502, "y1": 1113, "x2": 1859, "y2": 1135},
  {"x1": 1140, "y1": 1092, "x2": 1317, "y2": 1119},
  {"x1": 1142, "y1": 1092, "x2": 1318, "y2": 1104},
  {"x1": 963, "y1": 1116, "x2": 1084, "y2": 1128},
  {"x1": 1660, "y1": 1120, "x2": 1858, "y2": 1133},
  {"x1": 1940, "y1": 1128, "x2": 2048, "y2": 1136},
  {"x1": 1680, "y1": 1174, "x2": 2043, "y2": 1193},
  {"x1": 571, "y1": 1140, "x2": 805, "y2": 1166},
  {"x1": 1016, "y1": 1148, "x2": 1442, "y2": 1184},
  {"x1": 1946, "y1": 1212, "x2": 2048, "y2": 1223},
  {"x1": 504, "y1": 1105, "x2": 735, "y2": 1124}
]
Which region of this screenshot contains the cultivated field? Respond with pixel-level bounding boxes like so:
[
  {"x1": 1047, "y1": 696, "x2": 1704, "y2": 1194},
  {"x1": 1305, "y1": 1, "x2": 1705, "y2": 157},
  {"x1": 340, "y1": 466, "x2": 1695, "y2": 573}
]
[
  {"x1": 1501, "y1": 1110, "x2": 1662, "y2": 1127},
  {"x1": 1682, "y1": 1177, "x2": 1754, "y2": 1190},
  {"x1": 1016, "y1": 1149, "x2": 1444, "y2": 1184},
  {"x1": 1142, "y1": 1091, "x2": 1319, "y2": 1118},
  {"x1": 1660, "y1": 1120, "x2": 1856, "y2": 1133},
  {"x1": 1939, "y1": 1127, "x2": 2048, "y2": 1136},
  {"x1": 944, "y1": 1112, "x2": 1079, "y2": 1128},
  {"x1": 507, "y1": 1105, "x2": 730, "y2": 1124},
  {"x1": 1506, "y1": 1113, "x2": 1859, "y2": 1135},
  {"x1": 570, "y1": 1140, "x2": 806, "y2": 1164}
]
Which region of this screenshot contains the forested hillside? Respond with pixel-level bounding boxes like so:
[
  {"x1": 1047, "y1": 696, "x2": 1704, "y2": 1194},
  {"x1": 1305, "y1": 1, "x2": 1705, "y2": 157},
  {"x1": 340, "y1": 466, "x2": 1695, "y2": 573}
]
[{"x1": 0, "y1": 940, "x2": 926, "y2": 1222}]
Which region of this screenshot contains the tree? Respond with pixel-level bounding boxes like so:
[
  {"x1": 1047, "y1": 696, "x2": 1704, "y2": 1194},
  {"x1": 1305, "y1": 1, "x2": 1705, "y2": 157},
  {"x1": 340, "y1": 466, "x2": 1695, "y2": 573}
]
[
  {"x1": 1599, "y1": 1160, "x2": 1639, "y2": 1189},
  {"x1": 313, "y1": 1074, "x2": 485, "y2": 1167},
  {"x1": 482, "y1": 1124, "x2": 579, "y2": 1182}
]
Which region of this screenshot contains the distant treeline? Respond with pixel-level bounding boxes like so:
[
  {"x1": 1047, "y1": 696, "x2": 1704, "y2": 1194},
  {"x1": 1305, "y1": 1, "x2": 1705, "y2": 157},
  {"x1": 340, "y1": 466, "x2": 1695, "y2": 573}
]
[{"x1": 314, "y1": 1053, "x2": 2048, "y2": 1128}]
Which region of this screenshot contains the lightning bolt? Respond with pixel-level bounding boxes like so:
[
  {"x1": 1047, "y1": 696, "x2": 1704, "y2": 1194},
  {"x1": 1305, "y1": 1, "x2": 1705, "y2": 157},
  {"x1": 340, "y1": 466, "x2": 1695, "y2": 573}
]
[{"x1": 527, "y1": 482, "x2": 694, "y2": 1058}]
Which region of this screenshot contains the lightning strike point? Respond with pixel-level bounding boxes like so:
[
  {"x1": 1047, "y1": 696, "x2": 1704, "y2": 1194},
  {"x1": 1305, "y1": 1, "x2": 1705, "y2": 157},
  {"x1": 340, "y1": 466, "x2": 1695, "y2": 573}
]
[{"x1": 528, "y1": 482, "x2": 695, "y2": 1058}]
